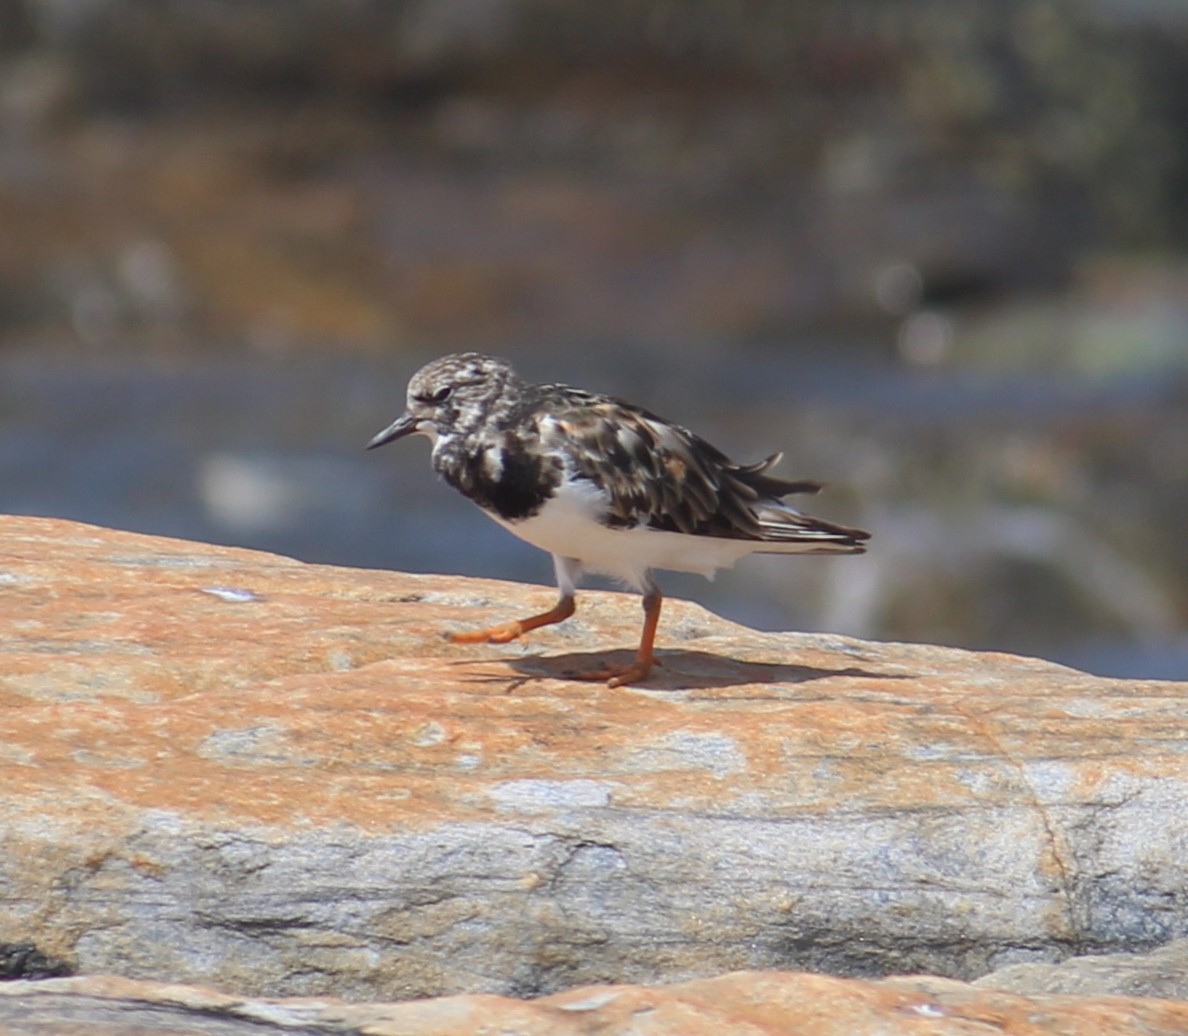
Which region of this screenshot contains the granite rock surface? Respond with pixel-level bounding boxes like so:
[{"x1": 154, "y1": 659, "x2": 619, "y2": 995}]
[
  {"x1": 1, "y1": 516, "x2": 1186, "y2": 1002},
  {"x1": 6, "y1": 971, "x2": 1188, "y2": 1036},
  {"x1": 976, "y1": 937, "x2": 1188, "y2": 1001}
]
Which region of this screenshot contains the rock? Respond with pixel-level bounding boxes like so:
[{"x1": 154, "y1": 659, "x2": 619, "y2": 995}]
[
  {"x1": 24, "y1": 0, "x2": 519, "y2": 98},
  {"x1": 976, "y1": 938, "x2": 1188, "y2": 1001},
  {"x1": 1, "y1": 515, "x2": 1186, "y2": 1000},
  {"x1": 5, "y1": 971, "x2": 1188, "y2": 1036},
  {"x1": 0, "y1": 940, "x2": 71, "y2": 979}
]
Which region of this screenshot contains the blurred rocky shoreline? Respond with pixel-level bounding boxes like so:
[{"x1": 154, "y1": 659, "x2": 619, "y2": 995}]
[{"x1": 3, "y1": 0, "x2": 1186, "y2": 352}]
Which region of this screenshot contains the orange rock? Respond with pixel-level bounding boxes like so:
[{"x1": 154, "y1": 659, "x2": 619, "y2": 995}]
[
  {"x1": 5, "y1": 971, "x2": 1188, "y2": 1035},
  {"x1": 1, "y1": 516, "x2": 1186, "y2": 1002}
]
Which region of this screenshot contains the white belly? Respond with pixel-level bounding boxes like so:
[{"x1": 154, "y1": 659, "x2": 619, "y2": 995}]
[{"x1": 486, "y1": 477, "x2": 755, "y2": 589}]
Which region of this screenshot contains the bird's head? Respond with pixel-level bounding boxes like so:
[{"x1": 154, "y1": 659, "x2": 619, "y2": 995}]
[{"x1": 366, "y1": 352, "x2": 521, "y2": 450}]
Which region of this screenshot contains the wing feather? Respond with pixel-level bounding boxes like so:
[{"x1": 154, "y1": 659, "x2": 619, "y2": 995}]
[{"x1": 534, "y1": 386, "x2": 868, "y2": 551}]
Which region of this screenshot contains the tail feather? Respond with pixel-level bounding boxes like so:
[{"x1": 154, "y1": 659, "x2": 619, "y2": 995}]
[
  {"x1": 752, "y1": 500, "x2": 869, "y2": 554},
  {"x1": 732, "y1": 453, "x2": 823, "y2": 499}
]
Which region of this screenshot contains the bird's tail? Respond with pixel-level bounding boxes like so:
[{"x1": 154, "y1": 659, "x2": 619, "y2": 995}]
[
  {"x1": 730, "y1": 453, "x2": 869, "y2": 553},
  {"x1": 750, "y1": 512, "x2": 869, "y2": 555}
]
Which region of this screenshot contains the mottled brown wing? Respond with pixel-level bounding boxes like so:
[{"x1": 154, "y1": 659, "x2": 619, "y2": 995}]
[{"x1": 535, "y1": 388, "x2": 842, "y2": 543}]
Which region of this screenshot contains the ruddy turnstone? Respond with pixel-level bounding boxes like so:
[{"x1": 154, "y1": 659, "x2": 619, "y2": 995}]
[{"x1": 368, "y1": 353, "x2": 869, "y2": 686}]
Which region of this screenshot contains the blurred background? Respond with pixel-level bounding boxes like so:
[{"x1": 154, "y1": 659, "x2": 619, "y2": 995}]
[{"x1": 1, "y1": 0, "x2": 1186, "y2": 678}]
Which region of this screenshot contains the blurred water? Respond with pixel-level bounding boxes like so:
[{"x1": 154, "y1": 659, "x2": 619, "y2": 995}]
[{"x1": 1, "y1": 343, "x2": 1184, "y2": 680}]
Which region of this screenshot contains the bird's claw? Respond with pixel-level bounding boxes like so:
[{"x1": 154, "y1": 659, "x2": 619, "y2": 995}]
[
  {"x1": 569, "y1": 658, "x2": 655, "y2": 687},
  {"x1": 447, "y1": 623, "x2": 524, "y2": 645}
]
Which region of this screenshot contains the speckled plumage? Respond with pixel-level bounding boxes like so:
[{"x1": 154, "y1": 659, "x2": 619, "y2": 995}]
[{"x1": 367, "y1": 352, "x2": 869, "y2": 685}]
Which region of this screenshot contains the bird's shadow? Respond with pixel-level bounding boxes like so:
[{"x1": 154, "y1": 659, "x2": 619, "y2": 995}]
[{"x1": 463, "y1": 647, "x2": 909, "y2": 693}]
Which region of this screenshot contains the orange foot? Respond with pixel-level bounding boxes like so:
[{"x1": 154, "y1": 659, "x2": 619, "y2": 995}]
[
  {"x1": 447, "y1": 622, "x2": 525, "y2": 645},
  {"x1": 570, "y1": 657, "x2": 655, "y2": 688},
  {"x1": 570, "y1": 589, "x2": 662, "y2": 687},
  {"x1": 446, "y1": 595, "x2": 576, "y2": 645}
]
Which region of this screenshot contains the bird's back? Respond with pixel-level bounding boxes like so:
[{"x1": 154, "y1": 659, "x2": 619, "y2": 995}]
[{"x1": 529, "y1": 384, "x2": 868, "y2": 552}]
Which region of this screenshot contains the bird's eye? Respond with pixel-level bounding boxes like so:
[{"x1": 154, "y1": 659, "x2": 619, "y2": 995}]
[{"x1": 416, "y1": 386, "x2": 452, "y2": 404}]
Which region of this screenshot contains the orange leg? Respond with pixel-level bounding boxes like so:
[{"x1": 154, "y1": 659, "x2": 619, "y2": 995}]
[
  {"x1": 447, "y1": 594, "x2": 576, "y2": 645},
  {"x1": 574, "y1": 589, "x2": 662, "y2": 687}
]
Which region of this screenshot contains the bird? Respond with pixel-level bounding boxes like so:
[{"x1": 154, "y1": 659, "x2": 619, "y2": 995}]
[{"x1": 367, "y1": 352, "x2": 869, "y2": 686}]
